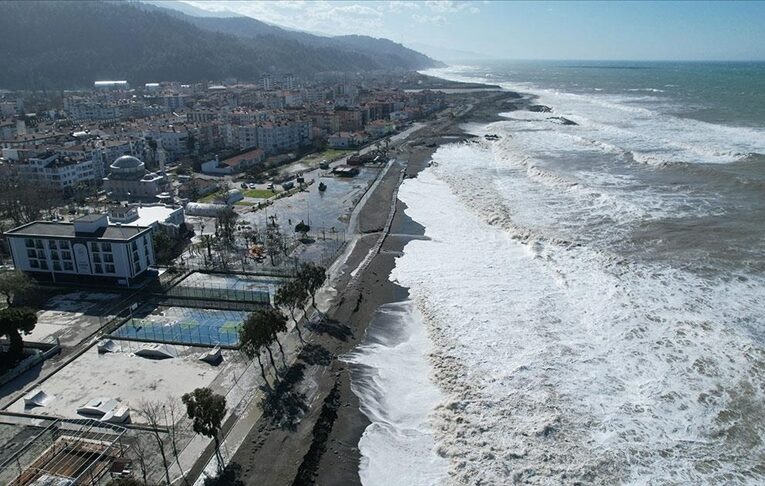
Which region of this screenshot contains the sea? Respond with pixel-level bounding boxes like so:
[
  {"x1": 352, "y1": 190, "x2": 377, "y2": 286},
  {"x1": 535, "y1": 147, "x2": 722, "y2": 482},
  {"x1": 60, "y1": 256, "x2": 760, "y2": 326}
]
[{"x1": 347, "y1": 61, "x2": 765, "y2": 485}]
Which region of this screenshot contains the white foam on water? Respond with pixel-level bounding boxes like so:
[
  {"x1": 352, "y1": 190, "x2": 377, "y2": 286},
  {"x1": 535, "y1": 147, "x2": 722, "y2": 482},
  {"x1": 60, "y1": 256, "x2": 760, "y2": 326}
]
[
  {"x1": 345, "y1": 301, "x2": 448, "y2": 486},
  {"x1": 423, "y1": 66, "x2": 765, "y2": 166},
  {"x1": 347, "y1": 65, "x2": 765, "y2": 484},
  {"x1": 392, "y1": 161, "x2": 765, "y2": 484}
]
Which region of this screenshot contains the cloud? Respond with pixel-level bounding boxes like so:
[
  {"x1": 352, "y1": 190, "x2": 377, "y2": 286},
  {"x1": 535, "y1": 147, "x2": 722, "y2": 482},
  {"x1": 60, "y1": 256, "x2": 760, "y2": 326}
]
[
  {"x1": 424, "y1": 0, "x2": 479, "y2": 14},
  {"x1": 183, "y1": 1, "x2": 388, "y2": 36},
  {"x1": 412, "y1": 13, "x2": 447, "y2": 24},
  {"x1": 388, "y1": 1, "x2": 421, "y2": 13}
]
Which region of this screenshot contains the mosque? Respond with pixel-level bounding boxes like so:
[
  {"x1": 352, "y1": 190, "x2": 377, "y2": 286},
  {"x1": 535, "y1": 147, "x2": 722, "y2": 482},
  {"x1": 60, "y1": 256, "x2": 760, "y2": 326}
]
[{"x1": 102, "y1": 155, "x2": 171, "y2": 202}]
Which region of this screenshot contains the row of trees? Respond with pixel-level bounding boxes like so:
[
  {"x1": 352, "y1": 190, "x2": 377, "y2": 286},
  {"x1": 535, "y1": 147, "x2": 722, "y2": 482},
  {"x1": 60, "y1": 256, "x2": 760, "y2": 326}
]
[{"x1": 240, "y1": 263, "x2": 327, "y2": 381}]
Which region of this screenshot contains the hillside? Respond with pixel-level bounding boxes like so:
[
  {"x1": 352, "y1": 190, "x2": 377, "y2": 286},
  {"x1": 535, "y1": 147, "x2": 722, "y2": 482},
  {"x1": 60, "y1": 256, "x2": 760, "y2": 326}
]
[
  {"x1": 156, "y1": 10, "x2": 438, "y2": 71},
  {"x1": 0, "y1": 1, "x2": 443, "y2": 90}
]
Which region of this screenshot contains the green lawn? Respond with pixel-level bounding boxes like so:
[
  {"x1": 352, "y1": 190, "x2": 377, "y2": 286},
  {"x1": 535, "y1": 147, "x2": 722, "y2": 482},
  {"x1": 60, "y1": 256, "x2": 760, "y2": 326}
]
[
  {"x1": 242, "y1": 189, "x2": 274, "y2": 199},
  {"x1": 235, "y1": 200, "x2": 257, "y2": 206},
  {"x1": 198, "y1": 192, "x2": 222, "y2": 203},
  {"x1": 299, "y1": 148, "x2": 352, "y2": 165}
]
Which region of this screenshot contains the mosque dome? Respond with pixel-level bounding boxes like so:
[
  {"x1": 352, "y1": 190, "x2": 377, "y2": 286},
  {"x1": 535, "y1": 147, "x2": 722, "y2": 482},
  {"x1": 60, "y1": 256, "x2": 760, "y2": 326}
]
[{"x1": 109, "y1": 155, "x2": 146, "y2": 177}]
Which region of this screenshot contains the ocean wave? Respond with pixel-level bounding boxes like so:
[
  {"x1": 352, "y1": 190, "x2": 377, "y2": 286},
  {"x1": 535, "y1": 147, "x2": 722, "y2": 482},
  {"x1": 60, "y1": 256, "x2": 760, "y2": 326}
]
[
  {"x1": 393, "y1": 167, "x2": 765, "y2": 484},
  {"x1": 345, "y1": 302, "x2": 448, "y2": 486},
  {"x1": 423, "y1": 66, "x2": 765, "y2": 167}
]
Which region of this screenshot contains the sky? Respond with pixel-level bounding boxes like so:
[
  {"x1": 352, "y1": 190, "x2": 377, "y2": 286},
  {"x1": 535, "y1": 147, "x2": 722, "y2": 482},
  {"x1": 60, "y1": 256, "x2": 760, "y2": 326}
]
[{"x1": 181, "y1": 0, "x2": 765, "y2": 62}]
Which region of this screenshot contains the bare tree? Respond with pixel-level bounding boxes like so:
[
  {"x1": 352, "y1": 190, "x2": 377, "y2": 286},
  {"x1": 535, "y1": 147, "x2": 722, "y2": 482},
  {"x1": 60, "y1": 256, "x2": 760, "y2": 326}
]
[
  {"x1": 137, "y1": 400, "x2": 172, "y2": 485},
  {"x1": 264, "y1": 225, "x2": 285, "y2": 266},
  {"x1": 130, "y1": 432, "x2": 154, "y2": 485},
  {"x1": 164, "y1": 397, "x2": 191, "y2": 486}
]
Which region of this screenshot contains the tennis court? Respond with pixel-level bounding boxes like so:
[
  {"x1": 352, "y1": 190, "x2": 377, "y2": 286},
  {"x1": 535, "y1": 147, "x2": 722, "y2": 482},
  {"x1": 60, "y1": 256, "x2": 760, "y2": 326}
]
[
  {"x1": 111, "y1": 306, "x2": 247, "y2": 346},
  {"x1": 167, "y1": 271, "x2": 286, "y2": 305}
]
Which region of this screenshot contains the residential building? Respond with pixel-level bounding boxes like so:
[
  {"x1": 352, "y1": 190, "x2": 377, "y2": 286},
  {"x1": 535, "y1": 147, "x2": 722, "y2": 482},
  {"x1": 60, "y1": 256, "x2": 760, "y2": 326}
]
[
  {"x1": 255, "y1": 120, "x2": 311, "y2": 155},
  {"x1": 201, "y1": 148, "x2": 265, "y2": 175},
  {"x1": 15, "y1": 152, "x2": 96, "y2": 191},
  {"x1": 336, "y1": 107, "x2": 363, "y2": 132},
  {"x1": 5, "y1": 214, "x2": 155, "y2": 285}
]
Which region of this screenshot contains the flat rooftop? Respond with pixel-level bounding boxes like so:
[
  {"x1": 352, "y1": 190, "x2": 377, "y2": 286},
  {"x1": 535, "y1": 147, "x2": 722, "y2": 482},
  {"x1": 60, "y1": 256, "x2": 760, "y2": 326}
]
[
  {"x1": 5, "y1": 221, "x2": 150, "y2": 241},
  {"x1": 7, "y1": 343, "x2": 240, "y2": 425}
]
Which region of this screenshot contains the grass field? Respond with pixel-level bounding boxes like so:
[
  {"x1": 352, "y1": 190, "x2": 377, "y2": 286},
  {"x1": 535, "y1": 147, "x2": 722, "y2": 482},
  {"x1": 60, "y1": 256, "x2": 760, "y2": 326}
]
[
  {"x1": 243, "y1": 189, "x2": 274, "y2": 199},
  {"x1": 299, "y1": 148, "x2": 353, "y2": 166},
  {"x1": 198, "y1": 191, "x2": 223, "y2": 203}
]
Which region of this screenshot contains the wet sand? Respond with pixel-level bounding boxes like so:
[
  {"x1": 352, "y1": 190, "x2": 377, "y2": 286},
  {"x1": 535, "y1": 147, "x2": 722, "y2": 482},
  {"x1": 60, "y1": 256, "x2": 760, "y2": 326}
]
[{"x1": 230, "y1": 89, "x2": 524, "y2": 486}]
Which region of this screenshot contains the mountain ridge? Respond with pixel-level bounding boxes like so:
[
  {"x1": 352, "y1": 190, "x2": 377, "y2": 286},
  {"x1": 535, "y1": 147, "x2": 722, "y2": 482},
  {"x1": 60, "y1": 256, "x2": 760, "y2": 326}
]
[{"x1": 0, "y1": 1, "x2": 443, "y2": 90}]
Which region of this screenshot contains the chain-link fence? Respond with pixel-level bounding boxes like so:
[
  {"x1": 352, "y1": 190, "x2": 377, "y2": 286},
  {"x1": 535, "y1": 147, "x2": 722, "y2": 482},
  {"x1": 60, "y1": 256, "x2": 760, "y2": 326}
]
[{"x1": 110, "y1": 307, "x2": 247, "y2": 347}]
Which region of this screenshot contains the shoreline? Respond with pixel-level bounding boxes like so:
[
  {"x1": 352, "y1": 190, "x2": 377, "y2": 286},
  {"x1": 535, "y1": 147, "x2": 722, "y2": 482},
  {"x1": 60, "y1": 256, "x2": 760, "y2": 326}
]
[
  {"x1": 230, "y1": 89, "x2": 524, "y2": 486},
  {"x1": 311, "y1": 89, "x2": 526, "y2": 485}
]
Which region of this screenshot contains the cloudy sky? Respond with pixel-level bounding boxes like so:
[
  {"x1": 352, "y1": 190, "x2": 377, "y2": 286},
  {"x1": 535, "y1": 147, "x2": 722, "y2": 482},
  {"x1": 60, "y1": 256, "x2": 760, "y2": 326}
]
[{"x1": 182, "y1": 0, "x2": 765, "y2": 61}]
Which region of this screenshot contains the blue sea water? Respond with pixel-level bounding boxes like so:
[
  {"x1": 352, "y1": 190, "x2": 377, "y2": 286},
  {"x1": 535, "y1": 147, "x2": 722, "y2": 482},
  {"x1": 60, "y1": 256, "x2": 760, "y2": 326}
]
[{"x1": 357, "y1": 61, "x2": 765, "y2": 484}]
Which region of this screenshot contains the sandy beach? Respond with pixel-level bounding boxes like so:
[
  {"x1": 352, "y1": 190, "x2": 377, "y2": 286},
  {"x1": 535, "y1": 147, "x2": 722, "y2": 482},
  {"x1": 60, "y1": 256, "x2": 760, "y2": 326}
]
[{"x1": 227, "y1": 88, "x2": 525, "y2": 486}]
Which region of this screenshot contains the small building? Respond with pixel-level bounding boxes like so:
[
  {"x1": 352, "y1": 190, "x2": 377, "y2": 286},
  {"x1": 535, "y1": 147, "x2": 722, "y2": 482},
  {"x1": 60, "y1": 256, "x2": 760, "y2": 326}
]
[
  {"x1": 5, "y1": 214, "x2": 156, "y2": 285},
  {"x1": 201, "y1": 148, "x2": 265, "y2": 175},
  {"x1": 332, "y1": 165, "x2": 360, "y2": 178},
  {"x1": 109, "y1": 204, "x2": 185, "y2": 236},
  {"x1": 94, "y1": 80, "x2": 129, "y2": 90}
]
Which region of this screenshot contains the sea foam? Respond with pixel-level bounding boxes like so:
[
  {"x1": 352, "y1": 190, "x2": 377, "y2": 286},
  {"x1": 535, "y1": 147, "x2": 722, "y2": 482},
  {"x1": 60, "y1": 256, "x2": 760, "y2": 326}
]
[
  {"x1": 345, "y1": 302, "x2": 448, "y2": 486},
  {"x1": 385, "y1": 114, "x2": 765, "y2": 483}
]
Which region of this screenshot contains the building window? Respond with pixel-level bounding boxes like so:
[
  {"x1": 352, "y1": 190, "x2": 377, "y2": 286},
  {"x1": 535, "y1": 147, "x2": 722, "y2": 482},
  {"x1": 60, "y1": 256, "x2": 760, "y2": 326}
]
[
  {"x1": 40, "y1": 260, "x2": 48, "y2": 270},
  {"x1": 25, "y1": 239, "x2": 34, "y2": 248},
  {"x1": 53, "y1": 262, "x2": 61, "y2": 271},
  {"x1": 94, "y1": 264, "x2": 103, "y2": 274},
  {"x1": 102, "y1": 242, "x2": 112, "y2": 252},
  {"x1": 27, "y1": 249, "x2": 36, "y2": 258},
  {"x1": 103, "y1": 253, "x2": 114, "y2": 263},
  {"x1": 35, "y1": 239, "x2": 44, "y2": 249},
  {"x1": 93, "y1": 254, "x2": 101, "y2": 263},
  {"x1": 62, "y1": 251, "x2": 72, "y2": 260},
  {"x1": 30, "y1": 260, "x2": 39, "y2": 269},
  {"x1": 50, "y1": 251, "x2": 59, "y2": 260},
  {"x1": 131, "y1": 241, "x2": 138, "y2": 251},
  {"x1": 63, "y1": 261, "x2": 74, "y2": 271},
  {"x1": 106, "y1": 264, "x2": 115, "y2": 273}
]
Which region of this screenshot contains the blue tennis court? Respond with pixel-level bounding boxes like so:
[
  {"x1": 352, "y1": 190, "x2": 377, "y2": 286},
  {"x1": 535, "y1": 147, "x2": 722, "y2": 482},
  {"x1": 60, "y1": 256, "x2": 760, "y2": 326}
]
[{"x1": 111, "y1": 306, "x2": 247, "y2": 346}]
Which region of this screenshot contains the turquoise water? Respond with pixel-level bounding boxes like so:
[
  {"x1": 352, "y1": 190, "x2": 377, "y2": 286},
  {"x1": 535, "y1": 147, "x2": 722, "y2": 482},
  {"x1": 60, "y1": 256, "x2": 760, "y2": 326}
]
[{"x1": 474, "y1": 60, "x2": 765, "y2": 127}]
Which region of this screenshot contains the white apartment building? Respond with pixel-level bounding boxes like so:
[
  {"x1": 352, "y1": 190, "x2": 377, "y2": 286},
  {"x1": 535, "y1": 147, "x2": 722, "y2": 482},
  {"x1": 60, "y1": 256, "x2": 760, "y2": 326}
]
[
  {"x1": 5, "y1": 214, "x2": 155, "y2": 286},
  {"x1": 16, "y1": 153, "x2": 96, "y2": 190},
  {"x1": 255, "y1": 120, "x2": 311, "y2": 155},
  {"x1": 64, "y1": 101, "x2": 123, "y2": 122}
]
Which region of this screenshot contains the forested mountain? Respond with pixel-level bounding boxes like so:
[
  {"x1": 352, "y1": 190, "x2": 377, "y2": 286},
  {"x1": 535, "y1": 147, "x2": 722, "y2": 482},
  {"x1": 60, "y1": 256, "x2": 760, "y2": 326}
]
[
  {"x1": 0, "y1": 1, "x2": 442, "y2": 90},
  {"x1": 147, "y1": 7, "x2": 437, "y2": 71}
]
